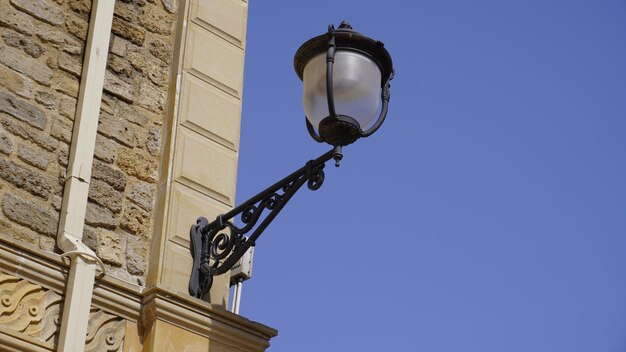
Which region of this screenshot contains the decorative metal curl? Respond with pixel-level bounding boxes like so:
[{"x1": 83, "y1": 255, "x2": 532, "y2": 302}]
[
  {"x1": 241, "y1": 205, "x2": 256, "y2": 223},
  {"x1": 189, "y1": 147, "x2": 341, "y2": 299},
  {"x1": 211, "y1": 232, "x2": 234, "y2": 259},
  {"x1": 307, "y1": 167, "x2": 325, "y2": 190}
]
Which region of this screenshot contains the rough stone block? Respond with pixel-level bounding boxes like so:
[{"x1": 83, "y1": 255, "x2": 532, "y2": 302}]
[
  {"x1": 100, "y1": 95, "x2": 130, "y2": 122},
  {"x1": 0, "y1": 217, "x2": 39, "y2": 245},
  {"x1": 50, "y1": 116, "x2": 73, "y2": 143},
  {"x1": 51, "y1": 72, "x2": 79, "y2": 97},
  {"x1": 88, "y1": 178, "x2": 123, "y2": 213},
  {"x1": 53, "y1": 170, "x2": 64, "y2": 196},
  {"x1": 92, "y1": 159, "x2": 127, "y2": 191},
  {"x1": 0, "y1": 159, "x2": 52, "y2": 199},
  {"x1": 148, "y1": 39, "x2": 173, "y2": 65},
  {"x1": 34, "y1": 91, "x2": 57, "y2": 109},
  {"x1": 85, "y1": 201, "x2": 117, "y2": 229},
  {"x1": 103, "y1": 70, "x2": 134, "y2": 102},
  {"x1": 146, "y1": 127, "x2": 160, "y2": 155},
  {"x1": 0, "y1": 64, "x2": 34, "y2": 99},
  {"x1": 2, "y1": 31, "x2": 44, "y2": 58},
  {"x1": 97, "y1": 229, "x2": 124, "y2": 266},
  {"x1": 128, "y1": 51, "x2": 167, "y2": 87},
  {"x1": 127, "y1": 51, "x2": 147, "y2": 72},
  {"x1": 69, "y1": 0, "x2": 91, "y2": 16},
  {"x1": 0, "y1": 0, "x2": 36, "y2": 35},
  {"x1": 57, "y1": 141, "x2": 68, "y2": 167},
  {"x1": 36, "y1": 22, "x2": 83, "y2": 57},
  {"x1": 161, "y1": 0, "x2": 176, "y2": 13},
  {"x1": 65, "y1": 14, "x2": 88, "y2": 40},
  {"x1": 0, "y1": 45, "x2": 53, "y2": 85},
  {"x1": 120, "y1": 204, "x2": 150, "y2": 237},
  {"x1": 128, "y1": 180, "x2": 155, "y2": 211},
  {"x1": 45, "y1": 53, "x2": 59, "y2": 70},
  {"x1": 1, "y1": 193, "x2": 57, "y2": 236},
  {"x1": 62, "y1": 39, "x2": 83, "y2": 56},
  {"x1": 93, "y1": 134, "x2": 118, "y2": 164},
  {"x1": 98, "y1": 112, "x2": 136, "y2": 147},
  {"x1": 58, "y1": 96, "x2": 77, "y2": 119},
  {"x1": 110, "y1": 36, "x2": 129, "y2": 57},
  {"x1": 140, "y1": 5, "x2": 174, "y2": 35},
  {"x1": 0, "y1": 127, "x2": 14, "y2": 155},
  {"x1": 0, "y1": 117, "x2": 58, "y2": 151},
  {"x1": 137, "y1": 82, "x2": 165, "y2": 113},
  {"x1": 0, "y1": 91, "x2": 47, "y2": 129},
  {"x1": 102, "y1": 95, "x2": 149, "y2": 126},
  {"x1": 111, "y1": 17, "x2": 145, "y2": 46},
  {"x1": 52, "y1": 195, "x2": 62, "y2": 211},
  {"x1": 82, "y1": 225, "x2": 98, "y2": 251},
  {"x1": 116, "y1": 148, "x2": 157, "y2": 182},
  {"x1": 36, "y1": 25, "x2": 66, "y2": 45},
  {"x1": 10, "y1": 0, "x2": 65, "y2": 26},
  {"x1": 17, "y1": 142, "x2": 50, "y2": 170},
  {"x1": 146, "y1": 65, "x2": 168, "y2": 87},
  {"x1": 58, "y1": 51, "x2": 82, "y2": 77},
  {"x1": 107, "y1": 55, "x2": 132, "y2": 78},
  {"x1": 39, "y1": 236, "x2": 56, "y2": 251},
  {"x1": 114, "y1": 0, "x2": 140, "y2": 22},
  {"x1": 126, "y1": 235, "x2": 147, "y2": 275}
]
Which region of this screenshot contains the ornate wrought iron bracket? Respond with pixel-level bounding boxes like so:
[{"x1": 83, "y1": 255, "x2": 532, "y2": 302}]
[{"x1": 189, "y1": 146, "x2": 343, "y2": 299}]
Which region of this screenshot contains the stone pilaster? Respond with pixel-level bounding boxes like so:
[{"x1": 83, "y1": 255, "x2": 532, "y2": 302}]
[{"x1": 148, "y1": 0, "x2": 249, "y2": 308}]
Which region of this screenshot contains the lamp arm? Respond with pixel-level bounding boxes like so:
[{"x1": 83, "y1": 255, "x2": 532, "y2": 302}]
[{"x1": 189, "y1": 146, "x2": 341, "y2": 299}]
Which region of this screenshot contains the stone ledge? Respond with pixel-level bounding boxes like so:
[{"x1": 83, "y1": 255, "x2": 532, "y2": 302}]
[
  {"x1": 0, "y1": 233, "x2": 67, "y2": 295},
  {"x1": 143, "y1": 285, "x2": 277, "y2": 351},
  {"x1": 0, "y1": 328, "x2": 52, "y2": 352}
]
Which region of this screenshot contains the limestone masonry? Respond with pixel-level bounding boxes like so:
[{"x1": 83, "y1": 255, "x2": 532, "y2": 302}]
[{"x1": 0, "y1": 0, "x2": 177, "y2": 285}]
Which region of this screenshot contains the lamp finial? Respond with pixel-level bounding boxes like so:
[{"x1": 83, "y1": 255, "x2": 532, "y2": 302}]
[{"x1": 339, "y1": 21, "x2": 352, "y2": 30}]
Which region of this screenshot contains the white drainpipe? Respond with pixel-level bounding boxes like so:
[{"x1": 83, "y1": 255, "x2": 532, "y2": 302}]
[{"x1": 56, "y1": 0, "x2": 115, "y2": 350}]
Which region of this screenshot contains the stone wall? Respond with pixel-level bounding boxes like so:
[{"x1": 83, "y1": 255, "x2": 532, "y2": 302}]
[{"x1": 0, "y1": 0, "x2": 178, "y2": 285}]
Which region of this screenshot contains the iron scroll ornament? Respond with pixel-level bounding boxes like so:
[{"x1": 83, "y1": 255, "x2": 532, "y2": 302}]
[{"x1": 189, "y1": 147, "x2": 341, "y2": 299}]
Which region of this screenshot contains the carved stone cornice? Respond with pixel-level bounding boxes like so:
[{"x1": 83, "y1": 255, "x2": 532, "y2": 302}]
[
  {"x1": 0, "y1": 327, "x2": 53, "y2": 352},
  {"x1": 0, "y1": 234, "x2": 144, "y2": 321},
  {"x1": 0, "y1": 237, "x2": 67, "y2": 296},
  {"x1": 0, "y1": 233, "x2": 277, "y2": 351},
  {"x1": 92, "y1": 274, "x2": 144, "y2": 322}
]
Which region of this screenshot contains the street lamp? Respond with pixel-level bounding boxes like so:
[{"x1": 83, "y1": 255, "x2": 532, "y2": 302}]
[
  {"x1": 296, "y1": 21, "x2": 394, "y2": 151},
  {"x1": 189, "y1": 21, "x2": 394, "y2": 299}
]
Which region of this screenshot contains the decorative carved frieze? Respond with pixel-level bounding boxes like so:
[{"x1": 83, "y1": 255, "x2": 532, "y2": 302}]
[
  {"x1": 85, "y1": 309, "x2": 126, "y2": 352},
  {"x1": 0, "y1": 274, "x2": 126, "y2": 351},
  {"x1": 0, "y1": 274, "x2": 61, "y2": 347}
]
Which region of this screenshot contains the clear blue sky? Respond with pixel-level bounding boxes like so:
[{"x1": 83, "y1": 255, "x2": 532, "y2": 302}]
[{"x1": 234, "y1": 1, "x2": 626, "y2": 351}]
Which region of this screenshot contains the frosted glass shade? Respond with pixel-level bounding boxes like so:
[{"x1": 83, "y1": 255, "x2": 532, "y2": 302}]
[{"x1": 302, "y1": 50, "x2": 382, "y2": 131}]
